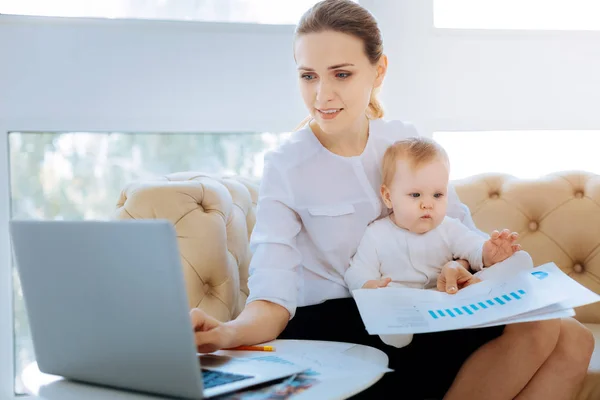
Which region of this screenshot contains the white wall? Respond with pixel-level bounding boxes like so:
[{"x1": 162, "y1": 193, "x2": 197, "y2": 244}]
[
  {"x1": 0, "y1": 15, "x2": 307, "y2": 133},
  {"x1": 364, "y1": 0, "x2": 600, "y2": 136},
  {"x1": 2, "y1": 1, "x2": 600, "y2": 138}
]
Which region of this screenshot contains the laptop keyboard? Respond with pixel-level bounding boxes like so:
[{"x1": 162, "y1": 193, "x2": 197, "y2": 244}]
[{"x1": 201, "y1": 369, "x2": 253, "y2": 389}]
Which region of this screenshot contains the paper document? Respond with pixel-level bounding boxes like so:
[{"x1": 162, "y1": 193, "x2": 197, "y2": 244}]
[
  {"x1": 474, "y1": 305, "x2": 575, "y2": 328},
  {"x1": 219, "y1": 340, "x2": 391, "y2": 380},
  {"x1": 352, "y1": 263, "x2": 600, "y2": 335}
]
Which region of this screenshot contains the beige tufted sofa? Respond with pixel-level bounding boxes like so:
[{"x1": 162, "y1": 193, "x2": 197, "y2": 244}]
[{"x1": 116, "y1": 170, "x2": 600, "y2": 400}]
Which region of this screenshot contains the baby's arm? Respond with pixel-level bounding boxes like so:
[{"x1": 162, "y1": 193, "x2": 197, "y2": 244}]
[
  {"x1": 345, "y1": 229, "x2": 386, "y2": 290},
  {"x1": 443, "y1": 218, "x2": 487, "y2": 271},
  {"x1": 445, "y1": 218, "x2": 524, "y2": 271}
]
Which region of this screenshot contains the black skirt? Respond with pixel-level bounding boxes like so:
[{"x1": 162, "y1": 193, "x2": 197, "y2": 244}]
[{"x1": 278, "y1": 297, "x2": 505, "y2": 400}]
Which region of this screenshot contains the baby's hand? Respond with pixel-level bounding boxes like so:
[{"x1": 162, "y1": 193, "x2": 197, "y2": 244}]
[
  {"x1": 362, "y1": 277, "x2": 392, "y2": 289},
  {"x1": 483, "y1": 229, "x2": 521, "y2": 267}
]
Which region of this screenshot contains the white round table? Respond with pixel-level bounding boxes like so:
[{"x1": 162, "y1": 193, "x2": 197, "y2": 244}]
[{"x1": 22, "y1": 339, "x2": 389, "y2": 400}]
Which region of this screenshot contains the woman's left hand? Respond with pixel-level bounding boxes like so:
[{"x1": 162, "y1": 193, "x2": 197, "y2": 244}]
[{"x1": 437, "y1": 260, "x2": 481, "y2": 294}]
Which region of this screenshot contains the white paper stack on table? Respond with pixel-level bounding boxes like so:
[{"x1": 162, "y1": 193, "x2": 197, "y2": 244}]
[{"x1": 352, "y1": 263, "x2": 600, "y2": 335}]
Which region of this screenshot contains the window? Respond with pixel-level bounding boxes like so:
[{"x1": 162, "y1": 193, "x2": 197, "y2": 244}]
[
  {"x1": 9, "y1": 131, "x2": 288, "y2": 394},
  {"x1": 434, "y1": 0, "x2": 600, "y2": 31},
  {"x1": 433, "y1": 130, "x2": 600, "y2": 180},
  {"x1": 0, "y1": 0, "x2": 346, "y2": 25}
]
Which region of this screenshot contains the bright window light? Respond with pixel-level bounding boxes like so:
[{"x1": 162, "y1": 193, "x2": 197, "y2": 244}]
[
  {"x1": 434, "y1": 0, "x2": 600, "y2": 31},
  {"x1": 9, "y1": 130, "x2": 289, "y2": 394},
  {"x1": 433, "y1": 130, "x2": 600, "y2": 180},
  {"x1": 0, "y1": 0, "x2": 350, "y2": 25}
]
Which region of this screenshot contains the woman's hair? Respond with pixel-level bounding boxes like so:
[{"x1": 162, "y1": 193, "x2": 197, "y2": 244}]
[
  {"x1": 382, "y1": 137, "x2": 449, "y2": 187},
  {"x1": 294, "y1": 0, "x2": 384, "y2": 129}
]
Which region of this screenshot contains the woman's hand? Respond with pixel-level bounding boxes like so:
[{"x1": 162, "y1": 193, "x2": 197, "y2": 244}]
[
  {"x1": 190, "y1": 308, "x2": 235, "y2": 353},
  {"x1": 362, "y1": 277, "x2": 392, "y2": 289},
  {"x1": 453, "y1": 259, "x2": 471, "y2": 271},
  {"x1": 437, "y1": 260, "x2": 481, "y2": 294}
]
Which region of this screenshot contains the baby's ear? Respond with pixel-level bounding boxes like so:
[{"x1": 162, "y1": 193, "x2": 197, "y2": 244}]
[{"x1": 380, "y1": 185, "x2": 393, "y2": 208}]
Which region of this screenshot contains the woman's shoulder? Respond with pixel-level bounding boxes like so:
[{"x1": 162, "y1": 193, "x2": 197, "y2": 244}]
[
  {"x1": 370, "y1": 119, "x2": 419, "y2": 143},
  {"x1": 263, "y1": 125, "x2": 319, "y2": 169}
]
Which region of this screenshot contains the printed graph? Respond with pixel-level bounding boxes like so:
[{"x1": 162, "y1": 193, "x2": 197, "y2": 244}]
[
  {"x1": 251, "y1": 355, "x2": 295, "y2": 365},
  {"x1": 250, "y1": 356, "x2": 321, "y2": 377},
  {"x1": 427, "y1": 289, "x2": 527, "y2": 320}
]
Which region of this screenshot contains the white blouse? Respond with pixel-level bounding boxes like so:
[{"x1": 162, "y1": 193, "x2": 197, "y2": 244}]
[{"x1": 246, "y1": 119, "x2": 481, "y2": 318}]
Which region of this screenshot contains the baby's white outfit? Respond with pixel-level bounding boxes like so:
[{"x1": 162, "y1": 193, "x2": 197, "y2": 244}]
[
  {"x1": 345, "y1": 216, "x2": 488, "y2": 347},
  {"x1": 345, "y1": 216, "x2": 487, "y2": 291}
]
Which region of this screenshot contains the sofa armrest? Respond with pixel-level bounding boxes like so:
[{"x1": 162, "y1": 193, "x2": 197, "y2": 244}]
[{"x1": 115, "y1": 172, "x2": 257, "y2": 322}]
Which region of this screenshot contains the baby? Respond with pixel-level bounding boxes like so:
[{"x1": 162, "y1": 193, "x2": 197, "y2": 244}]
[{"x1": 344, "y1": 136, "x2": 522, "y2": 347}]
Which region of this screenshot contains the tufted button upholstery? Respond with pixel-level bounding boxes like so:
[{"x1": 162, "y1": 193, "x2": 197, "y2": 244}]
[
  {"x1": 454, "y1": 171, "x2": 600, "y2": 324},
  {"x1": 115, "y1": 170, "x2": 600, "y2": 322},
  {"x1": 115, "y1": 172, "x2": 258, "y2": 322}
]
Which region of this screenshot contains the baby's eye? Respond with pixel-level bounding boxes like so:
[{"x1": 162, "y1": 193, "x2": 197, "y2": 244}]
[
  {"x1": 409, "y1": 193, "x2": 421, "y2": 198},
  {"x1": 434, "y1": 193, "x2": 444, "y2": 198}
]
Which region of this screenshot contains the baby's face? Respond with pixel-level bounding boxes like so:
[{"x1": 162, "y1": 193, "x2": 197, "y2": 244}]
[{"x1": 382, "y1": 158, "x2": 449, "y2": 234}]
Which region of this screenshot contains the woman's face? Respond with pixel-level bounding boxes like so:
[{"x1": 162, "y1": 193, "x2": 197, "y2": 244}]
[{"x1": 294, "y1": 30, "x2": 386, "y2": 136}]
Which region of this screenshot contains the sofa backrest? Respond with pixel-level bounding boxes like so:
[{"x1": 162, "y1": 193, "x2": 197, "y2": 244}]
[
  {"x1": 453, "y1": 171, "x2": 600, "y2": 323},
  {"x1": 116, "y1": 170, "x2": 600, "y2": 324},
  {"x1": 116, "y1": 172, "x2": 258, "y2": 322}
]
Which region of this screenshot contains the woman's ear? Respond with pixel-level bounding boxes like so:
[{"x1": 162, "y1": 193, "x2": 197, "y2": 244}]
[
  {"x1": 374, "y1": 54, "x2": 388, "y2": 88},
  {"x1": 380, "y1": 184, "x2": 393, "y2": 208}
]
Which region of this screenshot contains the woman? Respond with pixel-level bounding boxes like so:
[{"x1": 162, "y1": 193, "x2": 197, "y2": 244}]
[{"x1": 190, "y1": 1, "x2": 594, "y2": 399}]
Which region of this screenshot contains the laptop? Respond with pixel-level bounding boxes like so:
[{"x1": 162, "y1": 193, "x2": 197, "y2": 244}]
[{"x1": 10, "y1": 219, "x2": 306, "y2": 399}]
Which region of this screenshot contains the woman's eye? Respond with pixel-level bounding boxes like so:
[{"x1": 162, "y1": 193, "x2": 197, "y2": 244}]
[
  {"x1": 410, "y1": 193, "x2": 420, "y2": 198},
  {"x1": 336, "y1": 72, "x2": 351, "y2": 79},
  {"x1": 434, "y1": 193, "x2": 444, "y2": 198},
  {"x1": 301, "y1": 74, "x2": 316, "y2": 81}
]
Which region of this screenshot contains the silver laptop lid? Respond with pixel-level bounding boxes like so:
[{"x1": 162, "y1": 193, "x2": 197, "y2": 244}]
[{"x1": 10, "y1": 220, "x2": 205, "y2": 399}]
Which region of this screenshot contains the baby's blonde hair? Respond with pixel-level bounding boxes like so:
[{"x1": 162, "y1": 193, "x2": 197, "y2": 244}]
[{"x1": 382, "y1": 137, "x2": 449, "y2": 187}]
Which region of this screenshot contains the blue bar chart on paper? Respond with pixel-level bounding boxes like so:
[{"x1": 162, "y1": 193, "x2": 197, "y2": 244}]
[
  {"x1": 351, "y1": 264, "x2": 588, "y2": 335},
  {"x1": 427, "y1": 289, "x2": 527, "y2": 320}
]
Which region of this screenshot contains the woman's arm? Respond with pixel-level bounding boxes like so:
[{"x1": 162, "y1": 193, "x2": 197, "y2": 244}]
[
  {"x1": 244, "y1": 153, "x2": 303, "y2": 317},
  {"x1": 191, "y1": 300, "x2": 289, "y2": 353},
  {"x1": 225, "y1": 300, "x2": 290, "y2": 346},
  {"x1": 192, "y1": 152, "x2": 303, "y2": 352}
]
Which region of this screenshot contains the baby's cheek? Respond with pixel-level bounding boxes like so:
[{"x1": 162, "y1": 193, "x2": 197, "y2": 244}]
[
  {"x1": 401, "y1": 209, "x2": 420, "y2": 224},
  {"x1": 439, "y1": 200, "x2": 449, "y2": 215}
]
